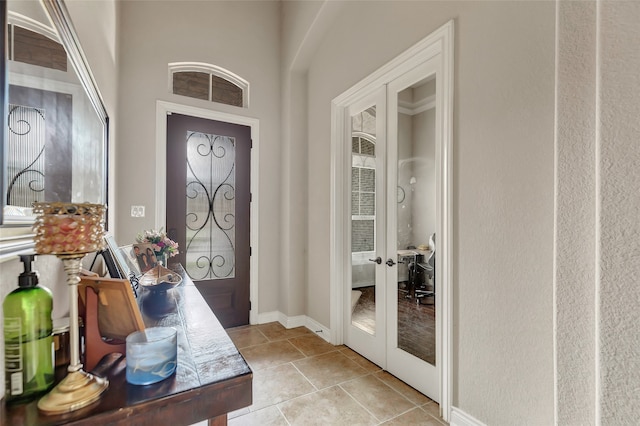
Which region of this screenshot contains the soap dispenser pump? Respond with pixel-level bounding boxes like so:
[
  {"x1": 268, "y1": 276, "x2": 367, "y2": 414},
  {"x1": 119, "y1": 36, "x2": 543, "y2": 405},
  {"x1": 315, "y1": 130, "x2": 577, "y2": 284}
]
[{"x1": 3, "y1": 254, "x2": 54, "y2": 403}]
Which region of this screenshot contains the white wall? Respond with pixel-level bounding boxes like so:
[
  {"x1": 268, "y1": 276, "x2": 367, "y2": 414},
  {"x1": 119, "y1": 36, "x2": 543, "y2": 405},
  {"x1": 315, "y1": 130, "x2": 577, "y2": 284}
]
[
  {"x1": 65, "y1": 0, "x2": 119, "y2": 233},
  {"x1": 279, "y1": 1, "x2": 345, "y2": 319},
  {"x1": 300, "y1": 1, "x2": 555, "y2": 424},
  {"x1": 398, "y1": 112, "x2": 413, "y2": 249},
  {"x1": 410, "y1": 108, "x2": 436, "y2": 247},
  {"x1": 397, "y1": 109, "x2": 436, "y2": 250},
  {"x1": 115, "y1": 1, "x2": 282, "y2": 314}
]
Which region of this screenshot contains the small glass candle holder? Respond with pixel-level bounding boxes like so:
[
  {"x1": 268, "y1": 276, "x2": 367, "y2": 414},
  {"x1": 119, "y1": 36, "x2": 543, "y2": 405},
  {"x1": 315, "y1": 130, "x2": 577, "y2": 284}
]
[{"x1": 126, "y1": 327, "x2": 177, "y2": 385}]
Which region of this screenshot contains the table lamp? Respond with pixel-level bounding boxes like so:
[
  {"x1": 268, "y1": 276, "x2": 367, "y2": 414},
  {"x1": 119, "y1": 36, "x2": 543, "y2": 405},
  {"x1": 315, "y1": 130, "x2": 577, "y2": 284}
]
[{"x1": 32, "y1": 202, "x2": 109, "y2": 414}]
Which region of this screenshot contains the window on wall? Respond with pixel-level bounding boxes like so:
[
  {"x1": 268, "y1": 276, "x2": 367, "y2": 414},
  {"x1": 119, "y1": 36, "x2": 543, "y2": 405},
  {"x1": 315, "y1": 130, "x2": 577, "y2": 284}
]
[
  {"x1": 351, "y1": 135, "x2": 376, "y2": 253},
  {"x1": 8, "y1": 24, "x2": 67, "y2": 71},
  {"x1": 169, "y1": 63, "x2": 249, "y2": 108}
]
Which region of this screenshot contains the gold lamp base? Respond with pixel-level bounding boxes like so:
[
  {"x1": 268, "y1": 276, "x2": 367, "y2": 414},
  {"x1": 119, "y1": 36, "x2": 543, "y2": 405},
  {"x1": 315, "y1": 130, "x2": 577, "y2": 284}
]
[
  {"x1": 32, "y1": 203, "x2": 110, "y2": 415},
  {"x1": 37, "y1": 370, "x2": 108, "y2": 415}
]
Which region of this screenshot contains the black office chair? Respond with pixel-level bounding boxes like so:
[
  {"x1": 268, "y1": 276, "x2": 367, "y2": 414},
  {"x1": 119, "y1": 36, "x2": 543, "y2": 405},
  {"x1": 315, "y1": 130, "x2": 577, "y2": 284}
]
[
  {"x1": 405, "y1": 253, "x2": 424, "y2": 299},
  {"x1": 415, "y1": 236, "x2": 435, "y2": 305}
]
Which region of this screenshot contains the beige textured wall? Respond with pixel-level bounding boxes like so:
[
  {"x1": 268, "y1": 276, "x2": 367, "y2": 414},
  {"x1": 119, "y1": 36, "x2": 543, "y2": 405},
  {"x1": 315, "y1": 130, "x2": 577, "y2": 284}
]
[
  {"x1": 280, "y1": 1, "x2": 345, "y2": 318},
  {"x1": 115, "y1": 1, "x2": 282, "y2": 314},
  {"x1": 598, "y1": 1, "x2": 640, "y2": 421},
  {"x1": 556, "y1": 1, "x2": 640, "y2": 422},
  {"x1": 555, "y1": 1, "x2": 597, "y2": 422},
  {"x1": 303, "y1": 1, "x2": 555, "y2": 424}
]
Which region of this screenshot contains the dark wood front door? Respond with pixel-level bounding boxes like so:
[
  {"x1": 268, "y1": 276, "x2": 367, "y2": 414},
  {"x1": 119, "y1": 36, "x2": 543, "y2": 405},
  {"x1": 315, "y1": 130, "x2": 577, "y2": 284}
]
[{"x1": 166, "y1": 113, "x2": 251, "y2": 328}]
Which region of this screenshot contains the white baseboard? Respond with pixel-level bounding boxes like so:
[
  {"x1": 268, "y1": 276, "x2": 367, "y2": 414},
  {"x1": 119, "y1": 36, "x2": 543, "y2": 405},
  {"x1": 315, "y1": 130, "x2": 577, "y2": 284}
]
[
  {"x1": 450, "y1": 407, "x2": 486, "y2": 426},
  {"x1": 304, "y1": 316, "x2": 332, "y2": 343},
  {"x1": 257, "y1": 310, "x2": 279, "y2": 324},
  {"x1": 279, "y1": 313, "x2": 307, "y2": 328},
  {"x1": 255, "y1": 311, "x2": 333, "y2": 343}
]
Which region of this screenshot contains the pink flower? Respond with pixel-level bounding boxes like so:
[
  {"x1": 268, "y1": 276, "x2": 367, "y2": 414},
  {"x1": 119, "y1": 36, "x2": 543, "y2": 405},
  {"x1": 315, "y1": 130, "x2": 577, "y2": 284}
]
[{"x1": 136, "y1": 228, "x2": 179, "y2": 257}]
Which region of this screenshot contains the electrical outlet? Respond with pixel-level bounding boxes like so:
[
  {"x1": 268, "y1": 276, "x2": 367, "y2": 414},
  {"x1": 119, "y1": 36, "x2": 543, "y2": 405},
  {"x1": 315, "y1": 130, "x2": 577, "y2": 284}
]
[{"x1": 131, "y1": 205, "x2": 145, "y2": 218}]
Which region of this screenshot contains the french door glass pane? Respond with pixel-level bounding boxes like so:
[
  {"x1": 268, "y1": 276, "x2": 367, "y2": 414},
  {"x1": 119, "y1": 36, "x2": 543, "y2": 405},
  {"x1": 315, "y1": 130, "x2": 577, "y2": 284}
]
[
  {"x1": 351, "y1": 107, "x2": 377, "y2": 335},
  {"x1": 396, "y1": 77, "x2": 437, "y2": 365}
]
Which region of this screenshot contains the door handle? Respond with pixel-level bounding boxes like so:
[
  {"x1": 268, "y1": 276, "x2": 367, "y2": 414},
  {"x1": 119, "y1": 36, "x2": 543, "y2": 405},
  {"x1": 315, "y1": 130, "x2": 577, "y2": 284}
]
[
  {"x1": 368, "y1": 257, "x2": 382, "y2": 264},
  {"x1": 386, "y1": 258, "x2": 396, "y2": 267}
]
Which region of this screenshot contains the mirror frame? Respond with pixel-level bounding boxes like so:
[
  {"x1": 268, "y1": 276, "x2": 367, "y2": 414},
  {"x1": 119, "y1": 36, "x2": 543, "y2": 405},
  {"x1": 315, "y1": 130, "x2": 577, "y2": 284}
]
[{"x1": 0, "y1": 0, "x2": 109, "y2": 261}]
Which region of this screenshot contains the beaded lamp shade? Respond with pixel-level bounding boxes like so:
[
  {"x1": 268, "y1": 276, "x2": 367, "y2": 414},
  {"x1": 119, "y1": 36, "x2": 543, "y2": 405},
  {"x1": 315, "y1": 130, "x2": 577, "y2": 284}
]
[{"x1": 32, "y1": 202, "x2": 106, "y2": 255}]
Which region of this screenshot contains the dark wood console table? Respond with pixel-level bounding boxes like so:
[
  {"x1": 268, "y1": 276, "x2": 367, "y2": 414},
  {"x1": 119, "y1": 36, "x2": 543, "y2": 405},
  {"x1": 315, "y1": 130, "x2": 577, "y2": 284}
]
[{"x1": 1, "y1": 264, "x2": 252, "y2": 425}]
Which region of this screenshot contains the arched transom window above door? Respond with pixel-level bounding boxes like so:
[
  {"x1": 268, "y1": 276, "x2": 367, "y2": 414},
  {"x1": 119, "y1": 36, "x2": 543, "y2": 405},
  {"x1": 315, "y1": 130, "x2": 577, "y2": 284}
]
[{"x1": 168, "y1": 62, "x2": 249, "y2": 108}]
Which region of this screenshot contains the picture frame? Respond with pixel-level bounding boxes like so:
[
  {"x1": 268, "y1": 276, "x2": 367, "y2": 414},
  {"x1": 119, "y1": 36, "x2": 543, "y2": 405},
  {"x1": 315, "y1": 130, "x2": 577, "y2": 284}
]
[
  {"x1": 78, "y1": 276, "x2": 145, "y2": 341},
  {"x1": 118, "y1": 244, "x2": 142, "y2": 278},
  {"x1": 104, "y1": 233, "x2": 128, "y2": 279},
  {"x1": 102, "y1": 234, "x2": 142, "y2": 298},
  {"x1": 132, "y1": 243, "x2": 159, "y2": 273}
]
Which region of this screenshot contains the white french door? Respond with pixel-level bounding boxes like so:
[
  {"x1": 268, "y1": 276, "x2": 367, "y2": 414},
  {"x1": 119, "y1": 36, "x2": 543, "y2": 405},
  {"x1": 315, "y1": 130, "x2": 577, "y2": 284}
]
[
  {"x1": 334, "y1": 20, "x2": 453, "y2": 417},
  {"x1": 345, "y1": 87, "x2": 387, "y2": 368},
  {"x1": 344, "y1": 53, "x2": 442, "y2": 403},
  {"x1": 385, "y1": 58, "x2": 441, "y2": 400}
]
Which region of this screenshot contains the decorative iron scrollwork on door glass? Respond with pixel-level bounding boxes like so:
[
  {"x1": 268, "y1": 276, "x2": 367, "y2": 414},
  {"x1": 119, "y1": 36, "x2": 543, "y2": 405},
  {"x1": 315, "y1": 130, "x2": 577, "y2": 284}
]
[
  {"x1": 185, "y1": 131, "x2": 236, "y2": 280},
  {"x1": 6, "y1": 104, "x2": 46, "y2": 207}
]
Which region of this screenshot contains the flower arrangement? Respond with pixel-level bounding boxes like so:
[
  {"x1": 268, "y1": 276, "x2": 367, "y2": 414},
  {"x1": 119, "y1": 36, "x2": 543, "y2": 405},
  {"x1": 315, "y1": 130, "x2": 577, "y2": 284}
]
[{"x1": 136, "y1": 228, "x2": 179, "y2": 259}]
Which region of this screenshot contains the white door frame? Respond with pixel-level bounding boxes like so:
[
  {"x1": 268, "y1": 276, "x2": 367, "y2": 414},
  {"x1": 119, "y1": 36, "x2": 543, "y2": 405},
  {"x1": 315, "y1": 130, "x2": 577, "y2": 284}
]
[
  {"x1": 155, "y1": 100, "x2": 260, "y2": 325},
  {"x1": 329, "y1": 20, "x2": 453, "y2": 421}
]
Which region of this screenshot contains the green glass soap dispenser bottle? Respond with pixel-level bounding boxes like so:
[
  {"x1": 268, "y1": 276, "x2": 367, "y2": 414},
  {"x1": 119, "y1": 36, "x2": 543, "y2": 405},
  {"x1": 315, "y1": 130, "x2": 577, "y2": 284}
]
[{"x1": 3, "y1": 254, "x2": 54, "y2": 403}]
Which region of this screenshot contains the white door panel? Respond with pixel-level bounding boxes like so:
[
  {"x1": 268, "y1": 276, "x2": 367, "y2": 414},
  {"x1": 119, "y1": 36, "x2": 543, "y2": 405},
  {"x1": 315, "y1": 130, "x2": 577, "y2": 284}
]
[
  {"x1": 386, "y1": 57, "x2": 441, "y2": 401},
  {"x1": 344, "y1": 87, "x2": 386, "y2": 368}
]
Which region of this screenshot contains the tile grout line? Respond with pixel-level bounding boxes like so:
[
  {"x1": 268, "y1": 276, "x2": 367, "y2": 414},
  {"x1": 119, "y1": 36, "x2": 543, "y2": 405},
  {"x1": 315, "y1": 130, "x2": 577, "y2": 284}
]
[
  {"x1": 417, "y1": 404, "x2": 448, "y2": 425},
  {"x1": 276, "y1": 403, "x2": 293, "y2": 426},
  {"x1": 227, "y1": 328, "x2": 270, "y2": 350},
  {"x1": 230, "y1": 328, "x2": 316, "y2": 423},
  {"x1": 244, "y1": 360, "x2": 315, "y2": 414},
  {"x1": 290, "y1": 361, "x2": 320, "y2": 392},
  {"x1": 374, "y1": 371, "x2": 434, "y2": 407},
  {"x1": 338, "y1": 372, "x2": 431, "y2": 425},
  {"x1": 243, "y1": 339, "x2": 328, "y2": 415},
  {"x1": 337, "y1": 376, "x2": 385, "y2": 425},
  {"x1": 238, "y1": 338, "x2": 309, "y2": 372},
  {"x1": 257, "y1": 328, "x2": 269, "y2": 342},
  {"x1": 384, "y1": 405, "x2": 425, "y2": 425},
  {"x1": 232, "y1": 325, "x2": 442, "y2": 424},
  {"x1": 272, "y1": 349, "x2": 368, "y2": 411}
]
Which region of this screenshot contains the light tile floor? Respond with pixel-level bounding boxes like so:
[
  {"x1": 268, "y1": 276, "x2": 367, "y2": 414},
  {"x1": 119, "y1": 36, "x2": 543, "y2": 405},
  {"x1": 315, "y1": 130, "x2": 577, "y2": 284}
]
[{"x1": 226, "y1": 322, "x2": 446, "y2": 426}]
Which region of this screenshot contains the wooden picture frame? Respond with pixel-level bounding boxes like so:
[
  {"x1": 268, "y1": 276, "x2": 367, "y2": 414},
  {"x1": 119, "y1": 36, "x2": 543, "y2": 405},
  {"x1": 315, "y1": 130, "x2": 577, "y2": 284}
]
[{"x1": 79, "y1": 276, "x2": 145, "y2": 341}]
